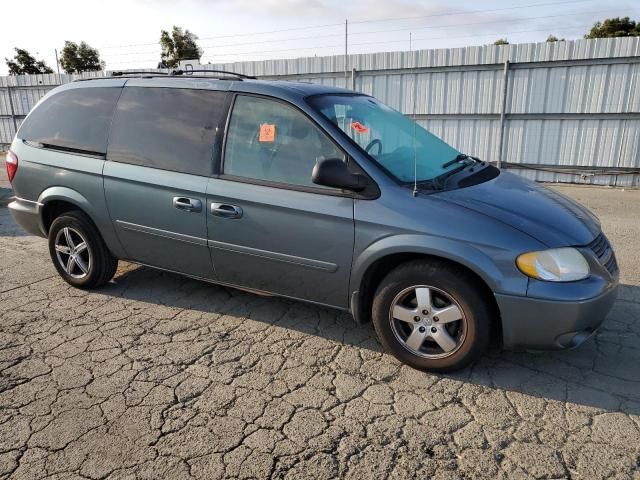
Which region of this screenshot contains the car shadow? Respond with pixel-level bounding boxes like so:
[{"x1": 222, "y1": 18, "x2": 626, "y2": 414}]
[{"x1": 102, "y1": 264, "x2": 640, "y2": 416}]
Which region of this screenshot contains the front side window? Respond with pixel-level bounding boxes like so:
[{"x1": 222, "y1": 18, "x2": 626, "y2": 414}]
[
  {"x1": 223, "y1": 95, "x2": 344, "y2": 188},
  {"x1": 308, "y1": 94, "x2": 461, "y2": 183},
  {"x1": 18, "y1": 87, "x2": 121, "y2": 154},
  {"x1": 108, "y1": 87, "x2": 227, "y2": 176}
]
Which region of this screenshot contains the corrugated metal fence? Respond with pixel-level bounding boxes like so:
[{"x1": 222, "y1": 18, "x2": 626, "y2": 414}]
[{"x1": 1, "y1": 37, "x2": 639, "y2": 186}]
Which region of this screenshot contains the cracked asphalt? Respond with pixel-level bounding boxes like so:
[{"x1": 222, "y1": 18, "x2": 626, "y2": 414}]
[{"x1": 1, "y1": 159, "x2": 640, "y2": 479}]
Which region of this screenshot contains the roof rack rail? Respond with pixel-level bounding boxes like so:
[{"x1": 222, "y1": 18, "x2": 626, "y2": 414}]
[
  {"x1": 171, "y1": 69, "x2": 257, "y2": 80},
  {"x1": 110, "y1": 71, "x2": 169, "y2": 77}
]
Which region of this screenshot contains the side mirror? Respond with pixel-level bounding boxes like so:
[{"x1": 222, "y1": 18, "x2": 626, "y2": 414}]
[{"x1": 312, "y1": 158, "x2": 368, "y2": 192}]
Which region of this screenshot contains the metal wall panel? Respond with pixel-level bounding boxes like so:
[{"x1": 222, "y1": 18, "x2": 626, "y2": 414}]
[
  {"x1": 0, "y1": 118, "x2": 16, "y2": 146},
  {"x1": 419, "y1": 119, "x2": 500, "y2": 163},
  {"x1": 0, "y1": 37, "x2": 638, "y2": 186}
]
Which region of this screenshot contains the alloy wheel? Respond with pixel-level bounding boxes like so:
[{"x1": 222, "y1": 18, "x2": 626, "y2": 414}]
[
  {"x1": 54, "y1": 227, "x2": 91, "y2": 279},
  {"x1": 389, "y1": 285, "x2": 467, "y2": 359}
]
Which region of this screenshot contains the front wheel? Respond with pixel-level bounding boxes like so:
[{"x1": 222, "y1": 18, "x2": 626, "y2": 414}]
[
  {"x1": 48, "y1": 211, "x2": 118, "y2": 289},
  {"x1": 372, "y1": 260, "x2": 492, "y2": 372}
]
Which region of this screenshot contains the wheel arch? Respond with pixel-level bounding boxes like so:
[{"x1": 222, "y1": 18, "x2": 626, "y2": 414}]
[
  {"x1": 350, "y1": 235, "x2": 506, "y2": 331},
  {"x1": 37, "y1": 187, "x2": 101, "y2": 235},
  {"x1": 36, "y1": 186, "x2": 126, "y2": 259}
]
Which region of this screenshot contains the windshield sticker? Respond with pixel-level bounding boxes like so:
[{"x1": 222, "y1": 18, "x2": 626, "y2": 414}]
[
  {"x1": 351, "y1": 121, "x2": 369, "y2": 134},
  {"x1": 259, "y1": 124, "x2": 276, "y2": 142}
]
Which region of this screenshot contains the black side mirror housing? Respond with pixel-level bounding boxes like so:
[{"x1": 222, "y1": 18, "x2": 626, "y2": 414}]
[{"x1": 312, "y1": 158, "x2": 368, "y2": 192}]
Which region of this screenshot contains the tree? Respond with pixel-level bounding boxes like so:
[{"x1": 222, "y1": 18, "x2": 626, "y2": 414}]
[
  {"x1": 160, "y1": 26, "x2": 203, "y2": 68},
  {"x1": 5, "y1": 48, "x2": 53, "y2": 75},
  {"x1": 59, "y1": 41, "x2": 104, "y2": 74},
  {"x1": 585, "y1": 17, "x2": 640, "y2": 39},
  {"x1": 493, "y1": 38, "x2": 509, "y2": 45},
  {"x1": 546, "y1": 35, "x2": 565, "y2": 42}
]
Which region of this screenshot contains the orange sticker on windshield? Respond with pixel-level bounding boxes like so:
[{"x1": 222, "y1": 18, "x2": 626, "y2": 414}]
[
  {"x1": 259, "y1": 124, "x2": 276, "y2": 142},
  {"x1": 351, "y1": 121, "x2": 368, "y2": 134}
]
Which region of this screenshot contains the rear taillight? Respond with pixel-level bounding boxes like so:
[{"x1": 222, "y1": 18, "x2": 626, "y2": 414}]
[{"x1": 6, "y1": 150, "x2": 18, "y2": 183}]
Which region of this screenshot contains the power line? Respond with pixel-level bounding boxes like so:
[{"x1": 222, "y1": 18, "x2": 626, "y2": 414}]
[
  {"x1": 104, "y1": 24, "x2": 592, "y2": 66},
  {"x1": 99, "y1": 22, "x2": 345, "y2": 49},
  {"x1": 359, "y1": 25, "x2": 589, "y2": 47},
  {"x1": 207, "y1": 25, "x2": 589, "y2": 57},
  {"x1": 347, "y1": 6, "x2": 624, "y2": 37},
  {"x1": 97, "y1": 0, "x2": 594, "y2": 50},
  {"x1": 99, "y1": 6, "x2": 627, "y2": 58},
  {"x1": 104, "y1": 13, "x2": 631, "y2": 64},
  {"x1": 349, "y1": 0, "x2": 591, "y2": 25}
]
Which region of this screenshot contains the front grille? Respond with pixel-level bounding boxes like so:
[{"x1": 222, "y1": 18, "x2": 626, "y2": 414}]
[{"x1": 587, "y1": 233, "x2": 618, "y2": 275}]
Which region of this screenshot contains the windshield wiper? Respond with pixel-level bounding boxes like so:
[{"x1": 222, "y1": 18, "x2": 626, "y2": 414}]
[
  {"x1": 411, "y1": 154, "x2": 484, "y2": 192},
  {"x1": 432, "y1": 164, "x2": 468, "y2": 190},
  {"x1": 441, "y1": 153, "x2": 475, "y2": 169},
  {"x1": 433, "y1": 154, "x2": 483, "y2": 190}
]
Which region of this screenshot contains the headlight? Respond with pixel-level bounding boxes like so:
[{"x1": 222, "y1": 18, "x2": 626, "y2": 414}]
[{"x1": 516, "y1": 248, "x2": 589, "y2": 282}]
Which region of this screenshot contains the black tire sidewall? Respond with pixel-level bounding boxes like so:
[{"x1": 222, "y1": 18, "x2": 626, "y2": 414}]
[
  {"x1": 48, "y1": 213, "x2": 101, "y2": 289},
  {"x1": 372, "y1": 261, "x2": 490, "y2": 372}
]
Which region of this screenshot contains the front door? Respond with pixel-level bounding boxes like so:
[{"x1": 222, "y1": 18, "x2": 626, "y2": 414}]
[
  {"x1": 206, "y1": 94, "x2": 355, "y2": 307},
  {"x1": 104, "y1": 85, "x2": 228, "y2": 279}
]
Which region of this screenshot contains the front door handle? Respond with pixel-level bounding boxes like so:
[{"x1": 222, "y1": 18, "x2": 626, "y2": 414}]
[
  {"x1": 173, "y1": 197, "x2": 202, "y2": 213},
  {"x1": 211, "y1": 203, "x2": 243, "y2": 219}
]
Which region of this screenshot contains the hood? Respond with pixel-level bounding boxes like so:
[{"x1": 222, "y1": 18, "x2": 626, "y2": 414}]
[{"x1": 433, "y1": 171, "x2": 600, "y2": 247}]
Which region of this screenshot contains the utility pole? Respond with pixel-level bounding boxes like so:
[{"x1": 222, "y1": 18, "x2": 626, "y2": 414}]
[
  {"x1": 344, "y1": 19, "x2": 348, "y2": 77},
  {"x1": 54, "y1": 49, "x2": 60, "y2": 74}
]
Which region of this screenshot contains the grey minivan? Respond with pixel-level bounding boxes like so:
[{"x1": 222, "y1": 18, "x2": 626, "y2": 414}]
[{"x1": 6, "y1": 71, "x2": 619, "y2": 372}]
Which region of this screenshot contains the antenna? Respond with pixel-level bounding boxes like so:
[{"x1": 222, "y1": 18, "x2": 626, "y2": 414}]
[
  {"x1": 412, "y1": 128, "x2": 418, "y2": 195},
  {"x1": 410, "y1": 38, "x2": 418, "y2": 197}
]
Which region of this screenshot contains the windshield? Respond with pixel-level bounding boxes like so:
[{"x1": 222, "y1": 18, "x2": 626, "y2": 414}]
[{"x1": 308, "y1": 94, "x2": 462, "y2": 183}]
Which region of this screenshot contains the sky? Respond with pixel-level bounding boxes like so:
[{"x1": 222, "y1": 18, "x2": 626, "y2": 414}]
[{"x1": 1, "y1": 0, "x2": 637, "y2": 74}]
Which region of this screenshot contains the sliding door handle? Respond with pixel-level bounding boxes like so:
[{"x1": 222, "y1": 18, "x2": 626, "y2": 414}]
[{"x1": 173, "y1": 197, "x2": 202, "y2": 213}]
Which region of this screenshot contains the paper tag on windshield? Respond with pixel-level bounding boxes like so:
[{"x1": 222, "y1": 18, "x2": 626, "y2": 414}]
[
  {"x1": 351, "y1": 121, "x2": 368, "y2": 134},
  {"x1": 259, "y1": 124, "x2": 276, "y2": 142}
]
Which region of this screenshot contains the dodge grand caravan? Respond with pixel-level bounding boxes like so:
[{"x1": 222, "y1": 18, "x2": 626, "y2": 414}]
[{"x1": 6, "y1": 71, "x2": 619, "y2": 372}]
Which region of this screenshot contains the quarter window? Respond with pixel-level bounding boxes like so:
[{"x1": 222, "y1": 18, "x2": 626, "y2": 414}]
[
  {"x1": 223, "y1": 95, "x2": 344, "y2": 188},
  {"x1": 108, "y1": 87, "x2": 227, "y2": 176},
  {"x1": 17, "y1": 87, "x2": 121, "y2": 154}
]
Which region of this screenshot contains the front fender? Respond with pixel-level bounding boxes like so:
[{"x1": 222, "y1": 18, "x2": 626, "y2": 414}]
[{"x1": 350, "y1": 233, "x2": 529, "y2": 302}]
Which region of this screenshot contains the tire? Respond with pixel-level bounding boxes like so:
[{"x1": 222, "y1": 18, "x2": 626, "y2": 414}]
[
  {"x1": 371, "y1": 260, "x2": 491, "y2": 372},
  {"x1": 48, "y1": 210, "x2": 118, "y2": 289}
]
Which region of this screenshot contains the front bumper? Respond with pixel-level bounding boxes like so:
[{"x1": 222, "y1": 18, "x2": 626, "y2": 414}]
[
  {"x1": 496, "y1": 281, "x2": 618, "y2": 350},
  {"x1": 8, "y1": 198, "x2": 45, "y2": 237}
]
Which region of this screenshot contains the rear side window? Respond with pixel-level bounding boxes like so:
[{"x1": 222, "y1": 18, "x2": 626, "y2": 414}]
[
  {"x1": 17, "y1": 87, "x2": 121, "y2": 154},
  {"x1": 108, "y1": 87, "x2": 227, "y2": 176}
]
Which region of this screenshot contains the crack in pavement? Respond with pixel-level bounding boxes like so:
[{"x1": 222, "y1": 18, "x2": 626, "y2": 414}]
[{"x1": 1, "y1": 197, "x2": 640, "y2": 479}]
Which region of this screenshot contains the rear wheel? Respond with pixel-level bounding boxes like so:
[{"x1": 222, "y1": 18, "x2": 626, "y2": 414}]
[
  {"x1": 48, "y1": 211, "x2": 117, "y2": 289},
  {"x1": 372, "y1": 260, "x2": 491, "y2": 372}
]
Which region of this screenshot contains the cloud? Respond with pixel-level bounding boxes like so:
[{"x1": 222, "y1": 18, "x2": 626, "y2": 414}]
[
  {"x1": 210, "y1": 0, "x2": 504, "y2": 22},
  {"x1": 214, "y1": 0, "x2": 330, "y2": 17},
  {"x1": 127, "y1": 0, "x2": 523, "y2": 28}
]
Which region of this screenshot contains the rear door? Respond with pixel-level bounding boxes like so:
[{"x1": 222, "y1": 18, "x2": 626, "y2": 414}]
[
  {"x1": 206, "y1": 94, "x2": 355, "y2": 308},
  {"x1": 104, "y1": 85, "x2": 228, "y2": 279}
]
